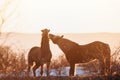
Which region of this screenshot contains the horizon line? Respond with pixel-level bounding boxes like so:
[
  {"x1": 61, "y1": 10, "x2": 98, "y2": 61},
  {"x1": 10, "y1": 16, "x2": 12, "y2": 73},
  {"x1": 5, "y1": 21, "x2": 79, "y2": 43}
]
[{"x1": 1, "y1": 31, "x2": 120, "y2": 34}]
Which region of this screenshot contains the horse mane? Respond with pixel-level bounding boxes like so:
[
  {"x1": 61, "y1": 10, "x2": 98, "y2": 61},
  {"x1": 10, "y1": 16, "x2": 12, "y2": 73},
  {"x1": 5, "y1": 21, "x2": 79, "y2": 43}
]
[
  {"x1": 41, "y1": 34, "x2": 49, "y2": 46},
  {"x1": 56, "y1": 38, "x2": 81, "y2": 55},
  {"x1": 58, "y1": 38, "x2": 80, "y2": 47}
]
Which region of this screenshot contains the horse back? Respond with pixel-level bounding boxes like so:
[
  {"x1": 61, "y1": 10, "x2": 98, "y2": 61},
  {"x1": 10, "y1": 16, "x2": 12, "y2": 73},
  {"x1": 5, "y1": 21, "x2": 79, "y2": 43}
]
[
  {"x1": 61, "y1": 40, "x2": 110, "y2": 63},
  {"x1": 81, "y1": 41, "x2": 111, "y2": 60}
]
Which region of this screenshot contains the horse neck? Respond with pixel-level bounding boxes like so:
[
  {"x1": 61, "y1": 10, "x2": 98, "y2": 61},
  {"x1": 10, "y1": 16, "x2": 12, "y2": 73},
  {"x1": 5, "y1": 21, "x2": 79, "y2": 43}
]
[
  {"x1": 41, "y1": 36, "x2": 49, "y2": 48},
  {"x1": 41, "y1": 35, "x2": 51, "y2": 59},
  {"x1": 57, "y1": 38, "x2": 79, "y2": 53},
  {"x1": 57, "y1": 39, "x2": 87, "y2": 62}
]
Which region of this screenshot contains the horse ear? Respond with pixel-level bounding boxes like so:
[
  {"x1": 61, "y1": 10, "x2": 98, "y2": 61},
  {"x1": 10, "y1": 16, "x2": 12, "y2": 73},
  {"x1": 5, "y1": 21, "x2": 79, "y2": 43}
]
[{"x1": 61, "y1": 35, "x2": 64, "y2": 38}]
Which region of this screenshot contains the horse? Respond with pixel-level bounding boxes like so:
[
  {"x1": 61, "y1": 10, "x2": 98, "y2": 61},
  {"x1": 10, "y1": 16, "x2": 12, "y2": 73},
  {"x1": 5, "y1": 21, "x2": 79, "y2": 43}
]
[
  {"x1": 49, "y1": 34, "x2": 111, "y2": 76},
  {"x1": 28, "y1": 29, "x2": 52, "y2": 77}
]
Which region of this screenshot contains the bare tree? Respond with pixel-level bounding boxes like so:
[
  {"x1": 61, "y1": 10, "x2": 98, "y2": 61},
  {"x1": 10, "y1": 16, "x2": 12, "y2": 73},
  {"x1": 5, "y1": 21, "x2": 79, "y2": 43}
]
[
  {"x1": 0, "y1": 0, "x2": 21, "y2": 47},
  {"x1": 0, "y1": 0, "x2": 20, "y2": 34}
]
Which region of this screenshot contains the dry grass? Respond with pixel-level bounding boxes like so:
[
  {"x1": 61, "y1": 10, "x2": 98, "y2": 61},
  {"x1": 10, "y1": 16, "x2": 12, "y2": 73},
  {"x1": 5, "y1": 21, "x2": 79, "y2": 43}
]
[
  {"x1": 0, "y1": 46, "x2": 27, "y2": 73},
  {"x1": 0, "y1": 75, "x2": 120, "y2": 80},
  {"x1": 111, "y1": 46, "x2": 120, "y2": 76},
  {"x1": 0, "y1": 45, "x2": 120, "y2": 80}
]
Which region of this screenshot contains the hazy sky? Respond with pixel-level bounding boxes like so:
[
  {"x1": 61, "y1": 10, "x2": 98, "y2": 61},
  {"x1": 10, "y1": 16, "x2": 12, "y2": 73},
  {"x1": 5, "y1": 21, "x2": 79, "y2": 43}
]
[{"x1": 1, "y1": 0, "x2": 120, "y2": 33}]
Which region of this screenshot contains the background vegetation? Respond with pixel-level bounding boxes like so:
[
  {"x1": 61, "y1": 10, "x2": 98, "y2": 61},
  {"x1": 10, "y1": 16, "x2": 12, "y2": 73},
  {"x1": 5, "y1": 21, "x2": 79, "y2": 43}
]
[
  {"x1": 0, "y1": 45, "x2": 119, "y2": 79},
  {"x1": 0, "y1": 46, "x2": 27, "y2": 74}
]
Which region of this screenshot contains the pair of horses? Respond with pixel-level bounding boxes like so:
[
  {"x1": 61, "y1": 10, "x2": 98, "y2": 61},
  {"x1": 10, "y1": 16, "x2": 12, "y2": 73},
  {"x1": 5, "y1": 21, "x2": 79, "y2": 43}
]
[{"x1": 28, "y1": 29, "x2": 111, "y2": 77}]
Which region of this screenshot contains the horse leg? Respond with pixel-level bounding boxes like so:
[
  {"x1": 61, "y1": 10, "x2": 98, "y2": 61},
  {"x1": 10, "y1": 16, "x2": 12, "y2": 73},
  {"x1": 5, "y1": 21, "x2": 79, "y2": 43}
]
[
  {"x1": 27, "y1": 65, "x2": 31, "y2": 76},
  {"x1": 33, "y1": 64, "x2": 39, "y2": 77},
  {"x1": 99, "y1": 60, "x2": 105, "y2": 75},
  {"x1": 105, "y1": 57, "x2": 111, "y2": 76},
  {"x1": 28, "y1": 64, "x2": 31, "y2": 73},
  {"x1": 46, "y1": 62, "x2": 50, "y2": 76},
  {"x1": 40, "y1": 64, "x2": 43, "y2": 76},
  {"x1": 27, "y1": 62, "x2": 33, "y2": 76},
  {"x1": 69, "y1": 63, "x2": 75, "y2": 76}
]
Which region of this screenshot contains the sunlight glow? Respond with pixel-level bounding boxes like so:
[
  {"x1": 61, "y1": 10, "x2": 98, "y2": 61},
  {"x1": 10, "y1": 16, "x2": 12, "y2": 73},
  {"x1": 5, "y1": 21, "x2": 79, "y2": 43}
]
[{"x1": 1, "y1": 0, "x2": 120, "y2": 33}]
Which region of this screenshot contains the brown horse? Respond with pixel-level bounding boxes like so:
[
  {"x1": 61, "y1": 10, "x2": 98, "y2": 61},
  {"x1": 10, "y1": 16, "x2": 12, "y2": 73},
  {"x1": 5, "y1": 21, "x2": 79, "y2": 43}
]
[
  {"x1": 49, "y1": 34, "x2": 111, "y2": 76},
  {"x1": 28, "y1": 29, "x2": 52, "y2": 77}
]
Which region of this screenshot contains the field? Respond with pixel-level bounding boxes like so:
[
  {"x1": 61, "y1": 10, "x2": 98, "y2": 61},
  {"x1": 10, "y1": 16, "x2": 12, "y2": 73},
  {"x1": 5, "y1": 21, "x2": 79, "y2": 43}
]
[{"x1": 0, "y1": 33, "x2": 120, "y2": 80}]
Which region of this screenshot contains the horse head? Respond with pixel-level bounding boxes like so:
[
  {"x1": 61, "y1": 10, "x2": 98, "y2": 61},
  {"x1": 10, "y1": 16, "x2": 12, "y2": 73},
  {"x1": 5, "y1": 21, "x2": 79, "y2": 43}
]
[
  {"x1": 49, "y1": 34, "x2": 64, "y2": 44},
  {"x1": 41, "y1": 28, "x2": 50, "y2": 37}
]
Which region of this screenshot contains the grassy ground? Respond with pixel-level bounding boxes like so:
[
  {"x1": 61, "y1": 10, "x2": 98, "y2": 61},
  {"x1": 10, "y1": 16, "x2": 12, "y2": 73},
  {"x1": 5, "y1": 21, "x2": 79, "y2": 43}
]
[{"x1": 0, "y1": 75, "x2": 120, "y2": 80}]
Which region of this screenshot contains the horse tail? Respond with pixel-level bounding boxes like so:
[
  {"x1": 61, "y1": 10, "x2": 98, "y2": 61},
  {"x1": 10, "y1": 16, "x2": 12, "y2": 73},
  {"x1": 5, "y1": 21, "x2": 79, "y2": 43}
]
[
  {"x1": 28, "y1": 52, "x2": 33, "y2": 66},
  {"x1": 27, "y1": 49, "x2": 34, "y2": 72},
  {"x1": 104, "y1": 44, "x2": 111, "y2": 75}
]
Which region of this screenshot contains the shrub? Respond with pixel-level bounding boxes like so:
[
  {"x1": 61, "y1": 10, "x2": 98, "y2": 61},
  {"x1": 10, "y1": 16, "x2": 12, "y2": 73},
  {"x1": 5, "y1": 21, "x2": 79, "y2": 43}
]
[
  {"x1": 50, "y1": 54, "x2": 69, "y2": 69},
  {"x1": 111, "y1": 46, "x2": 120, "y2": 75},
  {"x1": 0, "y1": 46, "x2": 27, "y2": 73}
]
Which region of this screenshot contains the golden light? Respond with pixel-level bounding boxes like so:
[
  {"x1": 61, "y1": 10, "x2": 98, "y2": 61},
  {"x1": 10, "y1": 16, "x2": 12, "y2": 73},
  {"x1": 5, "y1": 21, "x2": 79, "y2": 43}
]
[{"x1": 1, "y1": 0, "x2": 120, "y2": 33}]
